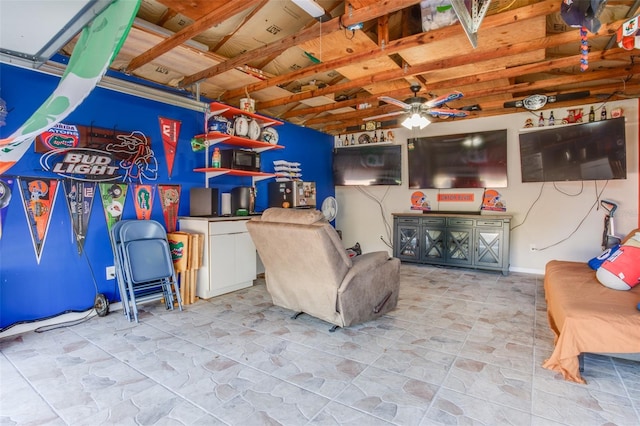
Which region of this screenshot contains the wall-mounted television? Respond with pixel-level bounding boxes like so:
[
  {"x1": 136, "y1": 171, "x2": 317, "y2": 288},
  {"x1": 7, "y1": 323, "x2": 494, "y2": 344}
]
[
  {"x1": 333, "y1": 144, "x2": 401, "y2": 186},
  {"x1": 519, "y1": 117, "x2": 626, "y2": 182},
  {"x1": 407, "y1": 129, "x2": 508, "y2": 189}
]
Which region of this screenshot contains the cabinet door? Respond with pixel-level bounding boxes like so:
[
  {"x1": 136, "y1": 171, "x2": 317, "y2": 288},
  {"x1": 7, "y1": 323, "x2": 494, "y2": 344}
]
[
  {"x1": 421, "y1": 227, "x2": 445, "y2": 263},
  {"x1": 445, "y1": 228, "x2": 473, "y2": 266},
  {"x1": 395, "y1": 221, "x2": 420, "y2": 261},
  {"x1": 235, "y1": 231, "x2": 257, "y2": 284},
  {"x1": 210, "y1": 233, "x2": 236, "y2": 289},
  {"x1": 474, "y1": 228, "x2": 503, "y2": 269}
]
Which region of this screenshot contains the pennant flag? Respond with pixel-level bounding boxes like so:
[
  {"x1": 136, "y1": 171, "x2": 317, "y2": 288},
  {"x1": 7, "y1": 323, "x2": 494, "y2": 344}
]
[
  {"x1": 133, "y1": 184, "x2": 154, "y2": 220},
  {"x1": 0, "y1": 177, "x2": 15, "y2": 240},
  {"x1": 99, "y1": 183, "x2": 128, "y2": 232},
  {"x1": 63, "y1": 179, "x2": 96, "y2": 254},
  {"x1": 158, "y1": 184, "x2": 181, "y2": 232},
  {"x1": 18, "y1": 178, "x2": 59, "y2": 263},
  {"x1": 159, "y1": 117, "x2": 181, "y2": 177},
  {"x1": 0, "y1": 0, "x2": 141, "y2": 174}
]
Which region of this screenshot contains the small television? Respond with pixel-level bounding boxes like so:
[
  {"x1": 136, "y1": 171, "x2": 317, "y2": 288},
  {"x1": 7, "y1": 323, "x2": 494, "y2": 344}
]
[
  {"x1": 333, "y1": 144, "x2": 401, "y2": 186},
  {"x1": 519, "y1": 117, "x2": 626, "y2": 182},
  {"x1": 407, "y1": 129, "x2": 508, "y2": 189}
]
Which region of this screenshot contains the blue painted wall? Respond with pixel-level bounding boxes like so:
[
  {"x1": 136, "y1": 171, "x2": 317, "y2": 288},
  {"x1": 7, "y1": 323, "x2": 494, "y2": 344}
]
[{"x1": 0, "y1": 63, "x2": 333, "y2": 330}]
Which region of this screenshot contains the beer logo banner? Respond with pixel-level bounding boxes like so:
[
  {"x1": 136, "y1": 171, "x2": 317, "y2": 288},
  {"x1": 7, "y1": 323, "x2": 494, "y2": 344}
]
[
  {"x1": 0, "y1": 177, "x2": 15, "y2": 240},
  {"x1": 99, "y1": 183, "x2": 128, "y2": 233},
  {"x1": 18, "y1": 178, "x2": 59, "y2": 263},
  {"x1": 63, "y1": 179, "x2": 96, "y2": 254},
  {"x1": 133, "y1": 184, "x2": 154, "y2": 220},
  {"x1": 158, "y1": 184, "x2": 180, "y2": 232}
]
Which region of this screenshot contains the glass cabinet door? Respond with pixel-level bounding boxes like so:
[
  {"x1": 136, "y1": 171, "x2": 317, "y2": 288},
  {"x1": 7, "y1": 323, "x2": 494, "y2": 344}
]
[
  {"x1": 445, "y1": 228, "x2": 472, "y2": 266},
  {"x1": 396, "y1": 224, "x2": 419, "y2": 261},
  {"x1": 475, "y1": 229, "x2": 502, "y2": 268},
  {"x1": 421, "y1": 227, "x2": 445, "y2": 263}
]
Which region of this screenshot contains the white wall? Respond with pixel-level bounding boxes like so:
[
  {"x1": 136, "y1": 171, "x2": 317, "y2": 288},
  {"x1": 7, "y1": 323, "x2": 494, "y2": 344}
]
[{"x1": 334, "y1": 99, "x2": 639, "y2": 274}]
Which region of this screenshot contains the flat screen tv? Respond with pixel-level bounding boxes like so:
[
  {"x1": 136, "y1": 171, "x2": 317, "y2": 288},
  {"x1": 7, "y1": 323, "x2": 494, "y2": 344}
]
[
  {"x1": 519, "y1": 117, "x2": 626, "y2": 182},
  {"x1": 407, "y1": 129, "x2": 508, "y2": 189},
  {"x1": 333, "y1": 144, "x2": 401, "y2": 186}
]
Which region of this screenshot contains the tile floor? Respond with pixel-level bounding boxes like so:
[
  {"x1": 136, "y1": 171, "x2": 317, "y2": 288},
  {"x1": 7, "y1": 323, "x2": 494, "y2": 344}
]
[{"x1": 1, "y1": 264, "x2": 639, "y2": 425}]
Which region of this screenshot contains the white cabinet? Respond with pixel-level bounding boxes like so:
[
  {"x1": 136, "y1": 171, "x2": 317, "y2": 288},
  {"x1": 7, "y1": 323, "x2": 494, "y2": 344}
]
[{"x1": 178, "y1": 217, "x2": 256, "y2": 298}]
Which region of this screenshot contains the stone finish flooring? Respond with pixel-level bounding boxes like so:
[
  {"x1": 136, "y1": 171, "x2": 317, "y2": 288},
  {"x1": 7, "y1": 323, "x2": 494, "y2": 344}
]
[{"x1": 1, "y1": 264, "x2": 639, "y2": 425}]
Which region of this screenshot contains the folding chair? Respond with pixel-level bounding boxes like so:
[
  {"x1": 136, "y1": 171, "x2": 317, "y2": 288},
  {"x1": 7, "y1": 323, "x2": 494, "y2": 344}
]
[{"x1": 110, "y1": 219, "x2": 182, "y2": 322}]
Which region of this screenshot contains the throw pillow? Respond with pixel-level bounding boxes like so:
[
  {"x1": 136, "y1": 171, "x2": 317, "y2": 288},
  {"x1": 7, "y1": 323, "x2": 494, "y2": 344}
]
[
  {"x1": 588, "y1": 244, "x2": 620, "y2": 270},
  {"x1": 596, "y1": 245, "x2": 640, "y2": 290}
]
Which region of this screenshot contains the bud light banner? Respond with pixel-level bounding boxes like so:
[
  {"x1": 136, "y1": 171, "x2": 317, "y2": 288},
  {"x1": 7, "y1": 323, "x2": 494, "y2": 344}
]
[{"x1": 38, "y1": 124, "x2": 157, "y2": 183}]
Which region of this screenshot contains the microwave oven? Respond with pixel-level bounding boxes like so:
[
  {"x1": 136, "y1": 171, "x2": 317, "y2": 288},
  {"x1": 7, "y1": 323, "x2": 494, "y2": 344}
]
[{"x1": 219, "y1": 149, "x2": 260, "y2": 172}]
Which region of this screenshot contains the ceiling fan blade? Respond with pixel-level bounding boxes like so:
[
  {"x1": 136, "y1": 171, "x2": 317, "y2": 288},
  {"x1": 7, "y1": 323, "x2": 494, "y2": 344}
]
[
  {"x1": 378, "y1": 96, "x2": 411, "y2": 109},
  {"x1": 424, "y1": 91, "x2": 464, "y2": 108},
  {"x1": 363, "y1": 111, "x2": 406, "y2": 121},
  {"x1": 427, "y1": 108, "x2": 469, "y2": 118}
]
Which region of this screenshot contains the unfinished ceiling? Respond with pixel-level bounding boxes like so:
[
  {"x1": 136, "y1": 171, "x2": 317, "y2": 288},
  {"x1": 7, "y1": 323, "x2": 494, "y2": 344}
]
[{"x1": 56, "y1": 0, "x2": 640, "y2": 134}]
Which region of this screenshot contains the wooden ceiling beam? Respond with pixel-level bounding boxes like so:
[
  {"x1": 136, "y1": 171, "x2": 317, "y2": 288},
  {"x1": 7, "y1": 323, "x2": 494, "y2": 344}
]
[
  {"x1": 257, "y1": 17, "x2": 627, "y2": 111},
  {"x1": 125, "y1": 0, "x2": 261, "y2": 73},
  {"x1": 223, "y1": 0, "x2": 558, "y2": 101},
  {"x1": 180, "y1": 0, "x2": 422, "y2": 88}
]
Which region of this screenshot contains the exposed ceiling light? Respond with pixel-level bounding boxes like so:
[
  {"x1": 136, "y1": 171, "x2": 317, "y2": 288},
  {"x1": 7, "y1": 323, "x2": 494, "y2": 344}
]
[{"x1": 292, "y1": 0, "x2": 332, "y2": 22}]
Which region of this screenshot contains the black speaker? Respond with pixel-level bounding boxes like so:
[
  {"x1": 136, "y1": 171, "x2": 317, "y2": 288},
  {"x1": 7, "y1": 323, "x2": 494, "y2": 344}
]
[{"x1": 190, "y1": 187, "x2": 219, "y2": 216}]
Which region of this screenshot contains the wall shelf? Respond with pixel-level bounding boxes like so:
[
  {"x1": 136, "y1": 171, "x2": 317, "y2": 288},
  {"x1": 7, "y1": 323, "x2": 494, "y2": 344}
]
[
  {"x1": 193, "y1": 167, "x2": 275, "y2": 182},
  {"x1": 192, "y1": 132, "x2": 284, "y2": 152}
]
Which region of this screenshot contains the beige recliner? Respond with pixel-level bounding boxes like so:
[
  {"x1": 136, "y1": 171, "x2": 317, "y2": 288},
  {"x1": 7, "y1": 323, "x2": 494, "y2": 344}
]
[{"x1": 246, "y1": 207, "x2": 400, "y2": 330}]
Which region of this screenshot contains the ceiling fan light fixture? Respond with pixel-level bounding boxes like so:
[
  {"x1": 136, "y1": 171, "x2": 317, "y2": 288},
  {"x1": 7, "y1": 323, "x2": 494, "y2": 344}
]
[{"x1": 402, "y1": 112, "x2": 430, "y2": 129}]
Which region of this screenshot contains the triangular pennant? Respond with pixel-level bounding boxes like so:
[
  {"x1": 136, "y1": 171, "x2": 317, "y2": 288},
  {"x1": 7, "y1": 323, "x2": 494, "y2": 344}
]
[
  {"x1": 159, "y1": 117, "x2": 181, "y2": 177},
  {"x1": 63, "y1": 179, "x2": 96, "y2": 254},
  {"x1": 99, "y1": 183, "x2": 128, "y2": 232},
  {"x1": 0, "y1": 177, "x2": 15, "y2": 240},
  {"x1": 158, "y1": 184, "x2": 181, "y2": 232},
  {"x1": 132, "y1": 184, "x2": 154, "y2": 220},
  {"x1": 18, "y1": 177, "x2": 59, "y2": 263}
]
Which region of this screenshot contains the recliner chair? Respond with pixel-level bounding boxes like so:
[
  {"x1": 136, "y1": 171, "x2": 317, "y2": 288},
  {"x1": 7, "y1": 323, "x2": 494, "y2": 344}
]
[{"x1": 246, "y1": 208, "x2": 400, "y2": 330}]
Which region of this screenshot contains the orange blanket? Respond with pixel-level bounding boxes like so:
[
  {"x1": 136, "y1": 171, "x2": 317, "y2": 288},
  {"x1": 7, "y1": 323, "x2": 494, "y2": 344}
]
[{"x1": 543, "y1": 260, "x2": 640, "y2": 383}]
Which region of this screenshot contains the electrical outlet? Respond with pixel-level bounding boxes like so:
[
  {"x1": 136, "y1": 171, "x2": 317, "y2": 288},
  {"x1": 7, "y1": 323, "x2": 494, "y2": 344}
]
[
  {"x1": 529, "y1": 244, "x2": 536, "y2": 252},
  {"x1": 106, "y1": 266, "x2": 116, "y2": 280}
]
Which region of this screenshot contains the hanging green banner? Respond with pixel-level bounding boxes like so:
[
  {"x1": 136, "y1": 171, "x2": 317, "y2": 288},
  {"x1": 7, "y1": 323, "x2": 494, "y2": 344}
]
[{"x1": 0, "y1": 0, "x2": 141, "y2": 174}]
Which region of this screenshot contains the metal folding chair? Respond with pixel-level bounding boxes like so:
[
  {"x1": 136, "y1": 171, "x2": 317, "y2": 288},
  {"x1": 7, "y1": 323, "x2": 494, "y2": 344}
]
[{"x1": 110, "y1": 219, "x2": 182, "y2": 322}]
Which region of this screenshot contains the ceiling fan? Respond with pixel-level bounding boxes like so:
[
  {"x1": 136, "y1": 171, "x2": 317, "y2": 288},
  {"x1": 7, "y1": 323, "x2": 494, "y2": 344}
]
[
  {"x1": 503, "y1": 90, "x2": 591, "y2": 110},
  {"x1": 364, "y1": 84, "x2": 469, "y2": 129}
]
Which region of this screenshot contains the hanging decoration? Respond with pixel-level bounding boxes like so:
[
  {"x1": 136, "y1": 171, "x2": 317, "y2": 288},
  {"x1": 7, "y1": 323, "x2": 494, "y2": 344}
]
[
  {"x1": 580, "y1": 27, "x2": 589, "y2": 71},
  {"x1": 158, "y1": 184, "x2": 181, "y2": 232},
  {"x1": 0, "y1": 0, "x2": 141, "y2": 175},
  {"x1": 63, "y1": 179, "x2": 96, "y2": 254},
  {"x1": 132, "y1": 184, "x2": 154, "y2": 220},
  {"x1": 99, "y1": 183, "x2": 128, "y2": 233},
  {"x1": 0, "y1": 177, "x2": 15, "y2": 240},
  {"x1": 18, "y1": 178, "x2": 59, "y2": 263},
  {"x1": 158, "y1": 117, "x2": 181, "y2": 178}
]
